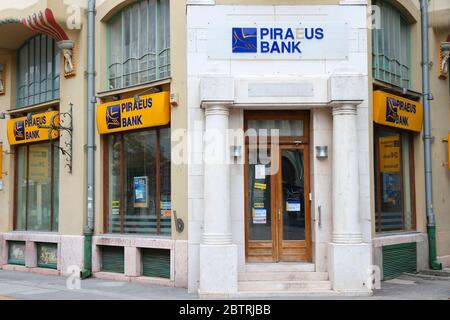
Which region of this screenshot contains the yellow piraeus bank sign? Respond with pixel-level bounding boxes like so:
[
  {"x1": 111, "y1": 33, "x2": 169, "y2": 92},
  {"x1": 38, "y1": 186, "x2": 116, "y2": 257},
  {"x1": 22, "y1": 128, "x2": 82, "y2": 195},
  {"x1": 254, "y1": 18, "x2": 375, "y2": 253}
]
[
  {"x1": 97, "y1": 92, "x2": 170, "y2": 134},
  {"x1": 7, "y1": 111, "x2": 59, "y2": 145},
  {"x1": 373, "y1": 91, "x2": 423, "y2": 132}
]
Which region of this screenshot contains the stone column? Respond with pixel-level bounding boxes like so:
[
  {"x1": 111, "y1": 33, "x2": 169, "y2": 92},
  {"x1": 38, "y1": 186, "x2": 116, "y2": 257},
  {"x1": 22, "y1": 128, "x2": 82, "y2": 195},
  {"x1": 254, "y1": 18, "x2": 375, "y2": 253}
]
[
  {"x1": 328, "y1": 102, "x2": 371, "y2": 294},
  {"x1": 199, "y1": 102, "x2": 237, "y2": 296},
  {"x1": 331, "y1": 104, "x2": 362, "y2": 244}
]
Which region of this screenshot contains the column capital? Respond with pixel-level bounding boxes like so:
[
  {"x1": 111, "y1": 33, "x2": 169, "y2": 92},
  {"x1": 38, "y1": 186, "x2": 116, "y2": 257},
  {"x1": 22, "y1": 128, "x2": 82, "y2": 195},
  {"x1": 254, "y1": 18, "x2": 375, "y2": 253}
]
[
  {"x1": 202, "y1": 101, "x2": 232, "y2": 117},
  {"x1": 331, "y1": 103, "x2": 358, "y2": 116}
]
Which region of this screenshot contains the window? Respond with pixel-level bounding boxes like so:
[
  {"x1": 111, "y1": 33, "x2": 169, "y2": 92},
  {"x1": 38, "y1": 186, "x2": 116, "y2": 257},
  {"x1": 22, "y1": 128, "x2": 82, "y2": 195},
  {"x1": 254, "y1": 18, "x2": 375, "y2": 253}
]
[
  {"x1": 374, "y1": 126, "x2": 415, "y2": 233},
  {"x1": 372, "y1": 0, "x2": 411, "y2": 88},
  {"x1": 107, "y1": 0, "x2": 170, "y2": 90},
  {"x1": 106, "y1": 127, "x2": 171, "y2": 235},
  {"x1": 17, "y1": 34, "x2": 60, "y2": 108},
  {"x1": 15, "y1": 142, "x2": 59, "y2": 231}
]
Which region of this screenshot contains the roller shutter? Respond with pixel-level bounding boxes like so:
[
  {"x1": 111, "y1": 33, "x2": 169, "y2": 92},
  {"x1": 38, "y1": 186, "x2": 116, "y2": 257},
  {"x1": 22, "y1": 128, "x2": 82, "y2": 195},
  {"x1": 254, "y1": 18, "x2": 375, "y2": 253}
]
[{"x1": 383, "y1": 242, "x2": 417, "y2": 279}]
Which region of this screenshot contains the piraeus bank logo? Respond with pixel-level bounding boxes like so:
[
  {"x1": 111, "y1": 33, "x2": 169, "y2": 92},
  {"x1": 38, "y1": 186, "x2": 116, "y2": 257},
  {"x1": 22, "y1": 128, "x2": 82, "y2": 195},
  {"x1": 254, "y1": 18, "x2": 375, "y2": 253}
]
[
  {"x1": 232, "y1": 27, "x2": 324, "y2": 54},
  {"x1": 14, "y1": 121, "x2": 25, "y2": 141},
  {"x1": 385, "y1": 97, "x2": 417, "y2": 126}
]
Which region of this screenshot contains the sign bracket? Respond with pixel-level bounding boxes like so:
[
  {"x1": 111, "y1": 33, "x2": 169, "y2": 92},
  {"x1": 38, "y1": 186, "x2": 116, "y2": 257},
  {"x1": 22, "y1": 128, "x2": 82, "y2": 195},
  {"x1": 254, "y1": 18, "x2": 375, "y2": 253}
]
[{"x1": 38, "y1": 103, "x2": 73, "y2": 174}]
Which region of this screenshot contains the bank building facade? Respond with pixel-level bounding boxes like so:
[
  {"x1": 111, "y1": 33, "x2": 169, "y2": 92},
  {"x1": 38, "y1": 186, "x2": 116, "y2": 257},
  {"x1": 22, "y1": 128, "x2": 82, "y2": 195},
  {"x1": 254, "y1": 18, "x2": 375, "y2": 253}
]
[{"x1": 0, "y1": 0, "x2": 449, "y2": 298}]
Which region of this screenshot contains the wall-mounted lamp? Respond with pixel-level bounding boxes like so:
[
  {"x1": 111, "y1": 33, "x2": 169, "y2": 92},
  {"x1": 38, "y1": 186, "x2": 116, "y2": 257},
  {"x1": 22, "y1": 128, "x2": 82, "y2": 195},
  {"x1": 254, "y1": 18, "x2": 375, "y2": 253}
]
[
  {"x1": 231, "y1": 145, "x2": 242, "y2": 158},
  {"x1": 170, "y1": 93, "x2": 179, "y2": 107},
  {"x1": 316, "y1": 146, "x2": 328, "y2": 159}
]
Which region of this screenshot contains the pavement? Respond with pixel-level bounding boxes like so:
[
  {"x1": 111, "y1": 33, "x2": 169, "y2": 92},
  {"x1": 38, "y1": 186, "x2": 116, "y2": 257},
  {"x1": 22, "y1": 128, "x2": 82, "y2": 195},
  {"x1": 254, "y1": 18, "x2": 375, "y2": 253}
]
[{"x1": 0, "y1": 270, "x2": 449, "y2": 300}]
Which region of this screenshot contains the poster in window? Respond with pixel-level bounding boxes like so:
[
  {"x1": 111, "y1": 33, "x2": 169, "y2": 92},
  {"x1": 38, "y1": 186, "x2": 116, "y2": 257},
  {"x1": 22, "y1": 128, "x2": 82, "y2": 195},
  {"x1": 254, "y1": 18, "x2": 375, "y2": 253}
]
[
  {"x1": 133, "y1": 176, "x2": 148, "y2": 208},
  {"x1": 286, "y1": 200, "x2": 301, "y2": 212},
  {"x1": 253, "y1": 208, "x2": 267, "y2": 224},
  {"x1": 379, "y1": 135, "x2": 401, "y2": 173}
]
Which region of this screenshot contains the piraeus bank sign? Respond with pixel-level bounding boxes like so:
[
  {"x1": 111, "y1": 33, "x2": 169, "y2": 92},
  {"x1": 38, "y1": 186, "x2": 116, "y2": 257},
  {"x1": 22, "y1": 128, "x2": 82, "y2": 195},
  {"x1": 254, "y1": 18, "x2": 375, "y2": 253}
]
[
  {"x1": 7, "y1": 111, "x2": 59, "y2": 145},
  {"x1": 232, "y1": 27, "x2": 324, "y2": 54},
  {"x1": 97, "y1": 92, "x2": 170, "y2": 134},
  {"x1": 373, "y1": 91, "x2": 423, "y2": 133},
  {"x1": 208, "y1": 23, "x2": 348, "y2": 60}
]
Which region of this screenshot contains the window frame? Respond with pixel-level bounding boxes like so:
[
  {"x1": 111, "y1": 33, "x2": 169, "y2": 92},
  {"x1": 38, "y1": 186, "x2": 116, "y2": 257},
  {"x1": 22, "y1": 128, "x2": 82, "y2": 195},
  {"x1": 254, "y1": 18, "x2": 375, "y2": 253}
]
[
  {"x1": 372, "y1": 0, "x2": 412, "y2": 89},
  {"x1": 16, "y1": 34, "x2": 60, "y2": 108},
  {"x1": 103, "y1": 125, "x2": 171, "y2": 236},
  {"x1": 374, "y1": 124, "x2": 417, "y2": 234},
  {"x1": 13, "y1": 141, "x2": 59, "y2": 232},
  {"x1": 106, "y1": 0, "x2": 171, "y2": 91}
]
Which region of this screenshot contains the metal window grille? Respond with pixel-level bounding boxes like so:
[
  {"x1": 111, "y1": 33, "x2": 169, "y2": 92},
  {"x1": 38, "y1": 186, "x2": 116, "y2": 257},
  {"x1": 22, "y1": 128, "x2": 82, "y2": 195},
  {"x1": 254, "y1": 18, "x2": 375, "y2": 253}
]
[
  {"x1": 107, "y1": 0, "x2": 170, "y2": 90},
  {"x1": 372, "y1": 0, "x2": 411, "y2": 88},
  {"x1": 17, "y1": 34, "x2": 60, "y2": 108}
]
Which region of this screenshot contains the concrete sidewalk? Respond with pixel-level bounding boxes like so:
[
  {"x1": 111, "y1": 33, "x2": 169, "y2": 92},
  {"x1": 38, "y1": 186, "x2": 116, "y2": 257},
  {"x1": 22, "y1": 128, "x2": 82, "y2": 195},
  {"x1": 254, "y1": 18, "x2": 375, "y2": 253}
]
[{"x1": 0, "y1": 270, "x2": 448, "y2": 300}]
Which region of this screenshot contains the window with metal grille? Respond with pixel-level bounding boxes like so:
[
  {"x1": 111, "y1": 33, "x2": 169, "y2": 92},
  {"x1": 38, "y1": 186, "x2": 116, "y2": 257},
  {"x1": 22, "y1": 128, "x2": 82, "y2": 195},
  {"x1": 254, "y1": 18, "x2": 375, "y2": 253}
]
[
  {"x1": 107, "y1": 0, "x2": 170, "y2": 90},
  {"x1": 101, "y1": 246, "x2": 125, "y2": 273},
  {"x1": 17, "y1": 34, "x2": 60, "y2": 108},
  {"x1": 8, "y1": 241, "x2": 25, "y2": 266},
  {"x1": 142, "y1": 248, "x2": 170, "y2": 279},
  {"x1": 372, "y1": 0, "x2": 411, "y2": 88}
]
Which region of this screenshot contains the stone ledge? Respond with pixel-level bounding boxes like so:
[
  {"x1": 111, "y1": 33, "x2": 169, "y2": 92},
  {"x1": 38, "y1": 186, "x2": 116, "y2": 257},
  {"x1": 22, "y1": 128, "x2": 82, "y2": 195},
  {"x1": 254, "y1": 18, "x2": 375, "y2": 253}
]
[
  {"x1": 93, "y1": 235, "x2": 174, "y2": 249},
  {"x1": 1, "y1": 264, "x2": 60, "y2": 276},
  {"x1": 2, "y1": 232, "x2": 60, "y2": 243},
  {"x1": 372, "y1": 232, "x2": 427, "y2": 248}
]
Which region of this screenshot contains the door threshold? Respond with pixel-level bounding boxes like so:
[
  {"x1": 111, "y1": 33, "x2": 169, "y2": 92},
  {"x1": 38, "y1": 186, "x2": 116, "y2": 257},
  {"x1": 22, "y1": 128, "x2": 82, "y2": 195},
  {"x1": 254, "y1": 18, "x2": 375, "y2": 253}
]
[{"x1": 244, "y1": 262, "x2": 315, "y2": 272}]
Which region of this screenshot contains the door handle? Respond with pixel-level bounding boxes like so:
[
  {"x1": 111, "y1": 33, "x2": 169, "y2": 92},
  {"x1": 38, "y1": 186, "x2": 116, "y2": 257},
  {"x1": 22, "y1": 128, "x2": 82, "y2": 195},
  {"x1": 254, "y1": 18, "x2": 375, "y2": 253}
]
[
  {"x1": 278, "y1": 208, "x2": 281, "y2": 222},
  {"x1": 318, "y1": 205, "x2": 322, "y2": 228}
]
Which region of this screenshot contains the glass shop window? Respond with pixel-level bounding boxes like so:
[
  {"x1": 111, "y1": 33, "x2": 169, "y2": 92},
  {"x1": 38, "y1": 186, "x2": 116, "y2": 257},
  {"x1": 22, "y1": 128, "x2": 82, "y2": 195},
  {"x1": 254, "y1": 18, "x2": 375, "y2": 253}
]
[
  {"x1": 374, "y1": 126, "x2": 416, "y2": 233},
  {"x1": 15, "y1": 142, "x2": 59, "y2": 231},
  {"x1": 107, "y1": 127, "x2": 171, "y2": 235}
]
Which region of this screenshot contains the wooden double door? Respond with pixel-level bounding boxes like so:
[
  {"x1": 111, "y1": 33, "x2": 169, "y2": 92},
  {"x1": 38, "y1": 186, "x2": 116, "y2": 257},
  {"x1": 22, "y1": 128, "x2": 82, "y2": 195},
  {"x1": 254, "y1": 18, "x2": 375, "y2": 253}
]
[{"x1": 245, "y1": 111, "x2": 311, "y2": 262}]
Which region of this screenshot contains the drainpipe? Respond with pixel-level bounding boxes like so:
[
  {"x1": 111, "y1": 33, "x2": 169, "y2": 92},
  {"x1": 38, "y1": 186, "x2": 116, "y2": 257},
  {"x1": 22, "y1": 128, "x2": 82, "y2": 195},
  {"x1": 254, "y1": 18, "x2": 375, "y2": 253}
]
[
  {"x1": 81, "y1": 0, "x2": 96, "y2": 279},
  {"x1": 420, "y1": 0, "x2": 442, "y2": 270}
]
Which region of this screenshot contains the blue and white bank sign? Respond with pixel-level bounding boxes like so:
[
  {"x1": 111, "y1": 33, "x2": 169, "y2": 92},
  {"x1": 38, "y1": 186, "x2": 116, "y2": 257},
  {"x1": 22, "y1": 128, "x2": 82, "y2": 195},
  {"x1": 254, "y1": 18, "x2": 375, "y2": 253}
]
[
  {"x1": 232, "y1": 27, "x2": 323, "y2": 54},
  {"x1": 208, "y1": 23, "x2": 348, "y2": 60}
]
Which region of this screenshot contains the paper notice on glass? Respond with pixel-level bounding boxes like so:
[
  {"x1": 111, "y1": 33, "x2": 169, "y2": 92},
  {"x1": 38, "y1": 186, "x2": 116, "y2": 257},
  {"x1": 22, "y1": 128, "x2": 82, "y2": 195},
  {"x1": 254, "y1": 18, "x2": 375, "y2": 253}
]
[
  {"x1": 254, "y1": 182, "x2": 267, "y2": 190},
  {"x1": 286, "y1": 201, "x2": 301, "y2": 212},
  {"x1": 134, "y1": 176, "x2": 148, "y2": 208},
  {"x1": 253, "y1": 208, "x2": 267, "y2": 224},
  {"x1": 255, "y1": 165, "x2": 266, "y2": 179}
]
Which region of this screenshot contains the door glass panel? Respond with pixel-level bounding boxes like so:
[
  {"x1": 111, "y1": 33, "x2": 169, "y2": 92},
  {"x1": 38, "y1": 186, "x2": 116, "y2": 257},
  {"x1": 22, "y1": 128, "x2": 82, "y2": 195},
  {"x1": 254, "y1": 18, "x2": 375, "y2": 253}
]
[
  {"x1": 247, "y1": 120, "x2": 304, "y2": 137},
  {"x1": 247, "y1": 147, "x2": 272, "y2": 241},
  {"x1": 281, "y1": 149, "x2": 305, "y2": 240}
]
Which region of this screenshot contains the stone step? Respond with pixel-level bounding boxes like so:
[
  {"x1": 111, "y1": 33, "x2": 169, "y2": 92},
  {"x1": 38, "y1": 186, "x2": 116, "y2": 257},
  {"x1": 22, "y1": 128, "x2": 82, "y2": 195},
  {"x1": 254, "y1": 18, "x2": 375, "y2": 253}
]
[
  {"x1": 245, "y1": 263, "x2": 315, "y2": 273},
  {"x1": 238, "y1": 271, "x2": 329, "y2": 281},
  {"x1": 238, "y1": 280, "x2": 332, "y2": 292}
]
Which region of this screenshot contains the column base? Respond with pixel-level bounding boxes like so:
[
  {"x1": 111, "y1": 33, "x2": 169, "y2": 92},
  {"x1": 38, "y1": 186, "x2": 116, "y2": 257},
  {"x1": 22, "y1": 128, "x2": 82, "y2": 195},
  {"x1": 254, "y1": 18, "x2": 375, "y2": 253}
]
[
  {"x1": 199, "y1": 244, "x2": 237, "y2": 296},
  {"x1": 328, "y1": 242, "x2": 372, "y2": 294}
]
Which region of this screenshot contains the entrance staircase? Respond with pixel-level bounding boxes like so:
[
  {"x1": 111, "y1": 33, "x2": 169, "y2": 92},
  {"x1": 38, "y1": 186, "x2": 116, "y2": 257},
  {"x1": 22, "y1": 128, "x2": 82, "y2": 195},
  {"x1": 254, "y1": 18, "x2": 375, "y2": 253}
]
[{"x1": 236, "y1": 263, "x2": 337, "y2": 297}]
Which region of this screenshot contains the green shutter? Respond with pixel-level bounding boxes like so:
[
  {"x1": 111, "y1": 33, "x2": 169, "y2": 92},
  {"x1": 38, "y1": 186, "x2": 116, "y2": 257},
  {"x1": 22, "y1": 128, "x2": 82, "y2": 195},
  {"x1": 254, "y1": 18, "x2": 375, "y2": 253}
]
[
  {"x1": 383, "y1": 242, "x2": 417, "y2": 279},
  {"x1": 37, "y1": 243, "x2": 58, "y2": 269},
  {"x1": 101, "y1": 246, "x2": 124, "y2": 273},
  {"x1": 8, "y1": 241, "x2": 25, "y2": 266},
  {"x1": 142, "y1": 248, "x2": 170, "y2": 279}
]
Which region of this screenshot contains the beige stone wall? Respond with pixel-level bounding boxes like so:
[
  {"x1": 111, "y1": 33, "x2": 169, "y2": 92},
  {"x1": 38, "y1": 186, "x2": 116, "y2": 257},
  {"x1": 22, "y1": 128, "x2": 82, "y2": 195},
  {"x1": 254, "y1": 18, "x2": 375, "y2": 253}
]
[
  {"x1": 94, "y1": 0, "x2": 187, "y2": 240},
  {"x1": 0, "y1": 0, "x2": 88, "y2": 236},
  {"x1": 429, "y1": 27, "x2": 450, "y2": 258}
]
